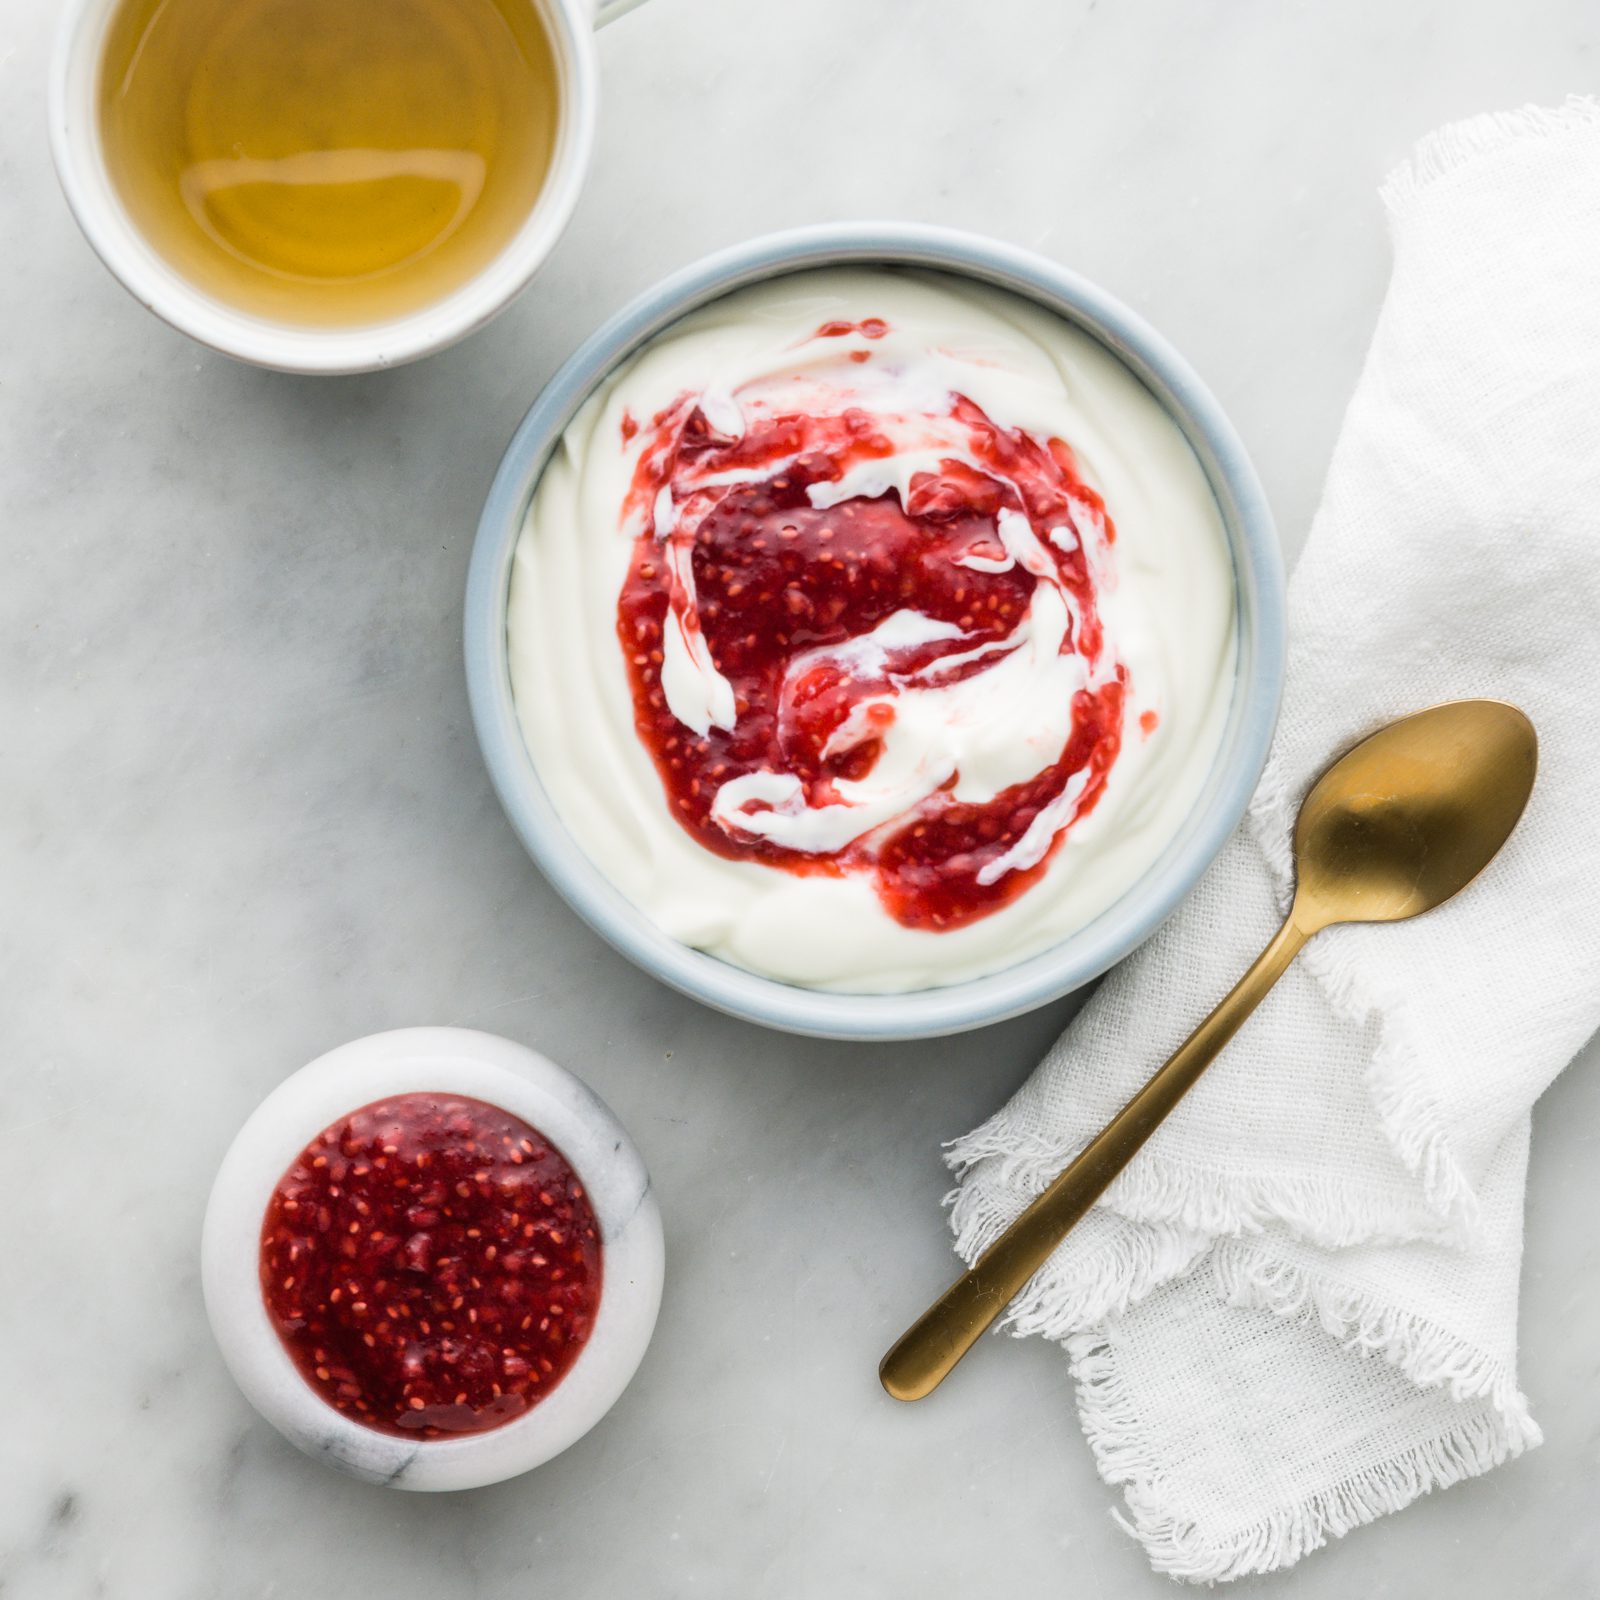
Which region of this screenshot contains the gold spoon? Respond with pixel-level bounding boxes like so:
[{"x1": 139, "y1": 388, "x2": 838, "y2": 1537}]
[{"x1": 880, "y1": 699, "x2": 1537, "y2": 1403}]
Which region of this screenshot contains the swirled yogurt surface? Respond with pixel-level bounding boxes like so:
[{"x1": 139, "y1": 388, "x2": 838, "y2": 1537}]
[{"x1": 508, "y1": 269, "x2": 1237, "y2": 992}]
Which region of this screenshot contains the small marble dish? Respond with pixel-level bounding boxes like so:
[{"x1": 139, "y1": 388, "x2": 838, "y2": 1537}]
[{"x1": 202, "y1": 1027, "x2": 664, "y2": 1491}]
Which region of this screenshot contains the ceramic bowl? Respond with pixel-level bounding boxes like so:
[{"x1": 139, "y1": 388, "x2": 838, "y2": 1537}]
[
  {"x1": 202, "y1": 1027, "x2": 664, "y2": 1490},
  {"x1": 48, "y1": 0, "x2": 640, "y2": 373},
  {"x1": 465, "y1": 223, "x2": 1284, "y2": 1041}
]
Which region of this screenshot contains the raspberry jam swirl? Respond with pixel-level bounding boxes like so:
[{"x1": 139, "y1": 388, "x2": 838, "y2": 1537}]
[{"x1": 615, "y1": 330, "x2": 1128, "y2": 932}]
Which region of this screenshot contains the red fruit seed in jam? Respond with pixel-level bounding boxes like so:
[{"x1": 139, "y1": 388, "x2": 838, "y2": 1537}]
[{"x1": 260, "y1": 1094, "x2": 602, "y2": 1439}]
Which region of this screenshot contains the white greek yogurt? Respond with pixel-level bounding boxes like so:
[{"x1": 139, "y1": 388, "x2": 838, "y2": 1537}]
[{"x1": 508, "y1": 268, "x2": 1237, "y2": 992}]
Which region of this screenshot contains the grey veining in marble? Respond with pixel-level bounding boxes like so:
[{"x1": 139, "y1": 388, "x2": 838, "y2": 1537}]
[{"x1": 3, "y1": 0, "x2": 1598, "y2": 1595}]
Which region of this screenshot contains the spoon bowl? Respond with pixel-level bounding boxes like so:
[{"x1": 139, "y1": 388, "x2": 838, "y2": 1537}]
[{"x1": 1293, "y1": 700, "x2": 1538, "y2": 931}]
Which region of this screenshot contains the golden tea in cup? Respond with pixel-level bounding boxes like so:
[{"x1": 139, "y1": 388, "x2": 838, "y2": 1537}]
[{"x1": 98, "y1": 0, "x2": 560, "y2": 327}]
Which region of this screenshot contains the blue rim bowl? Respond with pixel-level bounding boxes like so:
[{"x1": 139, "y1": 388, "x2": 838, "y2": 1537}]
[{"x1": 465, "y1": 223, "x2": 1284, "y2": 1041}]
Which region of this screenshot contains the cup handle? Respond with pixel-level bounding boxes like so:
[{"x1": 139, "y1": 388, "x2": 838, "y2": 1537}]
[{"x1": 594, "y1": 0, "x2": 647, "y2": 26}]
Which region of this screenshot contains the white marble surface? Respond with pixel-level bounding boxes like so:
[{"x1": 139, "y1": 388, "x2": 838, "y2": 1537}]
[{"x1": 3, "y1": 0, "x2": 1597, "y2": 1594}]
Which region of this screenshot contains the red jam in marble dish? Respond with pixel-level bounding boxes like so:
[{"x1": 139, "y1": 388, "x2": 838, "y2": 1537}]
[
  {"x1": 260, "y1": 1094, "x2": 602, "y2": 1438},
  {"x1": 616, "y1": 369, "x2": 1125, "y2": 932}
]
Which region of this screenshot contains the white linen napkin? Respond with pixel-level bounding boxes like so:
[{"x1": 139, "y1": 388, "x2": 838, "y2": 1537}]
[{"x1": 947, "y1": 99, "x2": 1600, "y2": 1583}]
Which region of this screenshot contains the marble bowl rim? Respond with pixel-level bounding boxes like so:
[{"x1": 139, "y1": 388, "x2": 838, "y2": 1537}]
[
  {"x1": 201, "y1": 1026, "x2": 664, "y2": 1491},
  {"x1": 464, "y1": 221, "x2": 1285, "y2": 1041}
]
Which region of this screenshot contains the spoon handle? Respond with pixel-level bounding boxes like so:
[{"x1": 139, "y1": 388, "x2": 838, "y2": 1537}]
[{"x1": 879, "y1": 913, "x2": 1311, "y2": 1402}]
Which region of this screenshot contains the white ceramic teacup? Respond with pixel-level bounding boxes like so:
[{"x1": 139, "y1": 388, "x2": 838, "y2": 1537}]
[{"x1": 49, "y1": 0, "x2": 643, "y2": 375}]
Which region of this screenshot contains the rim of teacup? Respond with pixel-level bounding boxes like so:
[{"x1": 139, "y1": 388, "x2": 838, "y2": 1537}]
[
  {"x1": 48, "y1": 0, "x2": 599, "y2": 375},
  {"x1": 465, "y1": 223, "x2": 1286, "y2": 1040}
]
